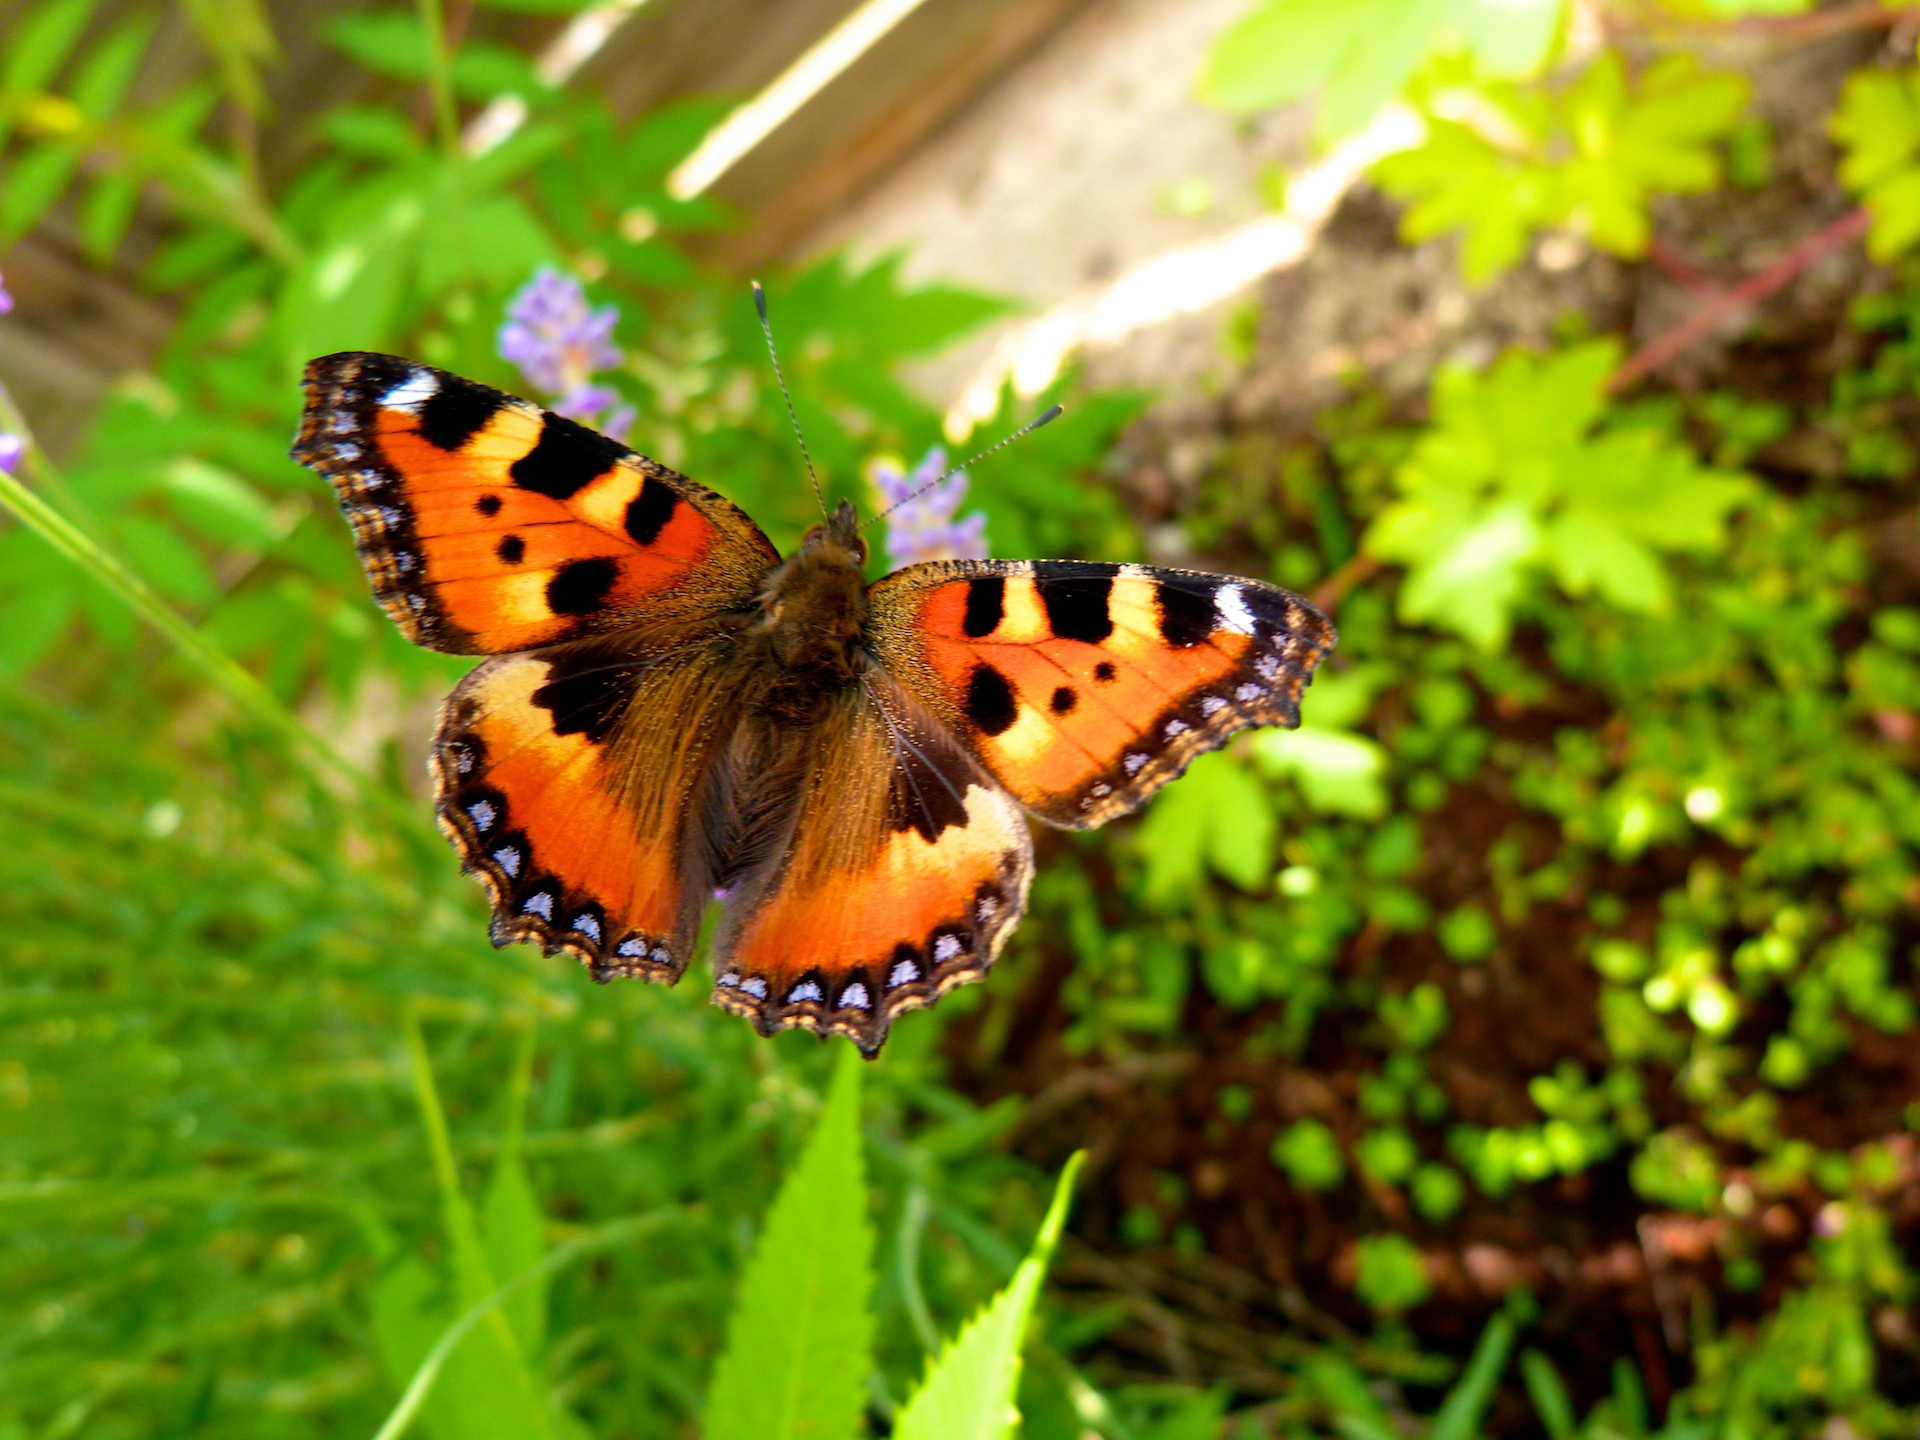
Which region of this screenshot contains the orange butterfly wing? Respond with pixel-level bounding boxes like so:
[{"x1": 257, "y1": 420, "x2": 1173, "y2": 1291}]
[
  {"x1": 867, "y1": 560, "x2": 1335, "y2": 827},
  {"x1": 292, "y1": 352, "x2": 777, "y2": 655},
  {"x1": 703, "y1": 674, "x2": 1033, "y2": 1056}
]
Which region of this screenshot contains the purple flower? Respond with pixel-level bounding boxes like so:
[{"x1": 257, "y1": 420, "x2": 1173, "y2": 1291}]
[
  {"x1": 0, "y1": 435, "x2": 21, "y2": 475},
  {"x1": 553, "y1": 383, "x2": 635, "y2": 444},
  {"x1": 499, "y1": 267, "x2": 622, "y2": 398},
  {"x1": 874, "y1": 447, "x2": 988, "y2": 571},
  {"x1": 0, "y1": 271, "x2": 12, "y2": 315}
]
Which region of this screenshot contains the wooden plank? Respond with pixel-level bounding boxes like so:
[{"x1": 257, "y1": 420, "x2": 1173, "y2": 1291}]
[{"x1": 694, "y1": 0, "x2": 1095, "y2": 272}]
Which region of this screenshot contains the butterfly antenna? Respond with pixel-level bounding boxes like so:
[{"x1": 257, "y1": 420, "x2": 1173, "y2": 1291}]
[
  {"x1": 864, "y1": 404, "x2": 1064, "y2": 530},
  {"x1": 751, "y1": 280, "x2": 826, "y2": 519}
]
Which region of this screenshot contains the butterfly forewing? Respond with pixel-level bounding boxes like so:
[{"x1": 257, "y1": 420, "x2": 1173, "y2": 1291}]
[
  {"x1": 292, "y1": 352, "x2": 777, "y2": 654},
  {"x1": 867, "y1": 560, "x2": 1335, "y2": 827}
]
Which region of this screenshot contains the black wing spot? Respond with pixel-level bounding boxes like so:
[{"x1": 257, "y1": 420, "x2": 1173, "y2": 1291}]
[
  {"x1": 1094, "y1": 661, "x2": 1117, "y2": 682},
  {"x1": 531, "y1": 659, "x2": 639, "y2": 744},
  {"x1": 476, "y1": 494, "x2": 502, "y2": 517},
  {"x1": 546, "y1": 557, "x2": 619, "y2": 616},
  {"x1": 1157, "y1": 583, "x2": 1216, "y2": 648},
  {"x1": 624, "y1": 474, "x2": 680, "y2": 546},
  {"x1": 418, "y1": 382, "x2": 501, "y2": 452},
  {"x1": 962, "y1": 577, "x2": 1005, "y2": 638},
  {"x1": 1038, "y1": 574, "x2": 1113, "y2": 642},
  {"x1": 496, "y1": 534, "x2": 526, "y2": 565},
  {"x1": 1050, "y1": 685, "x2": 1077, "y2": 715},
  {"x1": 512, "y1": 412, "x2": 626, "y2": 500},
  {"x1": 963, "y1": 664, "x2": 1019, "y2": 736}
]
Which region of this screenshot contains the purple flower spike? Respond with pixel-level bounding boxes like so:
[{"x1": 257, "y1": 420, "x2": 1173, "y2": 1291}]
[
  {"x1": 0, "y1": 435, "x2": 23, "y2": 475},
  {"x1": 875, "y1": 446, "x2": 989, "y2": 571},
  {"x1": 554, "y1": 383, "x2": 636, "y2": 444},
  {"x1": 0, "y1": 272, "x2": 13, "y2": 315},
  {"x1": 499, "y1": 267, "x2": 622, "y2": 398}
]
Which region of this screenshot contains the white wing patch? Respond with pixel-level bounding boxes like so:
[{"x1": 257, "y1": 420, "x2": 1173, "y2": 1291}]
[{"x1": 1215, "y1": 584, "x2": 1257, "y2": 636}]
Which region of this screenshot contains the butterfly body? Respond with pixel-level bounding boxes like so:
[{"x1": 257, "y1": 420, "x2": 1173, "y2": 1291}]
[{"x1": 293, "y1": 352, "x2": 1334, "y2": 1054}]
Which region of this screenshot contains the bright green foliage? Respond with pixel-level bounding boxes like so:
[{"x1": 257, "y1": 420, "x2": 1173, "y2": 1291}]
[
  {"x1": 705, "y1": 1048, "x2": 875, "y2": 1440},
  {"x1": 1198, "y1": 0, "x2": 1566, "y2": 140},
  {"x1": 893, "y1": 1153, "x2": 1083, "y2": 1440},
  {"x1": 1271, "y1": 1119, "x2": 1345, "y2": 1189},
  {"x1": 1252, "y1": 668, "x2": 1389, "y2": 817},
  {"x1": 1365, "y1": 341, "x2": 1750, "y2": 648},
  {"x1": 1831, "y1": 66, "x2": 1920, "y2": 259},
  {"x1": 1374, "y1": 53, "x2": 1750, "y2": 280},
  {"x1": 1352, "y1": 1233, "x2": 1430, "y2": 1313},
  {"x1": 1136, "y1": 750, "x2": 1275, "y2": 899}
]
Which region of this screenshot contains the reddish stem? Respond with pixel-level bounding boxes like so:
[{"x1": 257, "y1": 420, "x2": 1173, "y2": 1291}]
[
  {"x1": 1644, "y1": 237, "x2": 1723, "y2": 298},
  {"x1": 1607, "y1": 206, "x2": 1871, "y2": 393}
]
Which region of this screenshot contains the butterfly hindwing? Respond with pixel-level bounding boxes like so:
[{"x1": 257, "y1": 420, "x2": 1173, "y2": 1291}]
[
  {"x1": 292, "y1": 352, "x2": 778, "y2": 654},
  {"x1": 703, "y1": 673, "x2": 1034, "y2": 1055},
  {"x1": 432, "y1": 635, "x2": 748, "y2": 982},
  {"x1": 867, "y1": 560, "x2": 1335, "y2": 828}
]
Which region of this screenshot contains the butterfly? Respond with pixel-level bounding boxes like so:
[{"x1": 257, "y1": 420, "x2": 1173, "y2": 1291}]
[{"x1": 291, "y1": 348, "x2": 1335, "y2": 1055}]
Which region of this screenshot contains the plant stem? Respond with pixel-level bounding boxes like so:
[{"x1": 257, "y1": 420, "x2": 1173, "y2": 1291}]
[
  {"x1": 1608, "y1": 206, "x2": 1871, "y2": 394},
  {"x1": 415, "y1": 0, "x2": 462, "y2": 155}
]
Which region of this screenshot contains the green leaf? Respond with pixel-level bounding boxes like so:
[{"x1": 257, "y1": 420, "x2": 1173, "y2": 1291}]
[
  {"x1": 1520, "y1": 1348, "x2": 1576, "y2": 1440},
  {"x1": 178, "y1": 0, "x2": 277, "y2": 114},
  {"x1": 1139, "y1": 1389, "x2": 1229, "y2": 1440},
  {"x1": 1352, "y1": 1233, "x2": 1430, "y2": 1313},
  {"x1": 704, "y1": 1046, "x2": 875, "y2": 1440},
  {"x1": 1833, "y1": 68, "x2": 1920, "y2": 260},
  {"x1": 1200, "y1": 0, "x2": 1566, "y2": 139},
  {"x1": 1253, "y1": 727, "x2": 1388, "y2": 818},
  {"x1": 1366, "y1": 342, "x2": 1749, "y2": 647},
  {"x1": 892, "y1": 1152, "x2": 1085, "y2": 1440},
  {"x1": 1137, "y1": 751, "x2": 1275, "y2": 899},
  {"x1": 1429, "y1": 1312, "x2": 1517, "y2": 1440},
  {"x1": 165, "y1": 458, "x2": 279, "y2": 548},
  {"x1": 1376, "y1": 51, "x2": 1747, "y2": 280},
  {"x1": 79, "y1": 171, "x2": 139, "y2": 261},
  {"x1": 1, "y1": 0, "x2": 97, "y2": 95}
]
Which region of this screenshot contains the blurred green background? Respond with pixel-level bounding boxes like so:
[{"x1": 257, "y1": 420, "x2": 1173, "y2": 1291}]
[{"x1": 1, "y1": 0, "x2": 1918, "y2": 1436}]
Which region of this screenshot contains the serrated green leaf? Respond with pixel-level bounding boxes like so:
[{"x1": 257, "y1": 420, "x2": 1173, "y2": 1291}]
[
  {"x1": 893, "y1": 1152, "x2": 1084, "y2": 1440},
  {"x1": 1833, "y1": 68, "x2": 1920, "y2": 260},
  {"x1": 704, "y1": 1047, "x2": 874, "y2": 1440},
  {"x1": 1377, "y1": 50, "x2": 1747, "y2": 280}
]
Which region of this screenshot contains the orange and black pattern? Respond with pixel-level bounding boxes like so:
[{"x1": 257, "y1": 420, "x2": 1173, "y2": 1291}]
[
  {"x1": 293, "y1": 353, "x2": 1336, "y2": 1055},
  {"x1": 291, "y1": 352, "x2": 776, "y2": 654},
  {"x1": 868, "y1": 560, "x2": 1334, "y2": 827}
]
